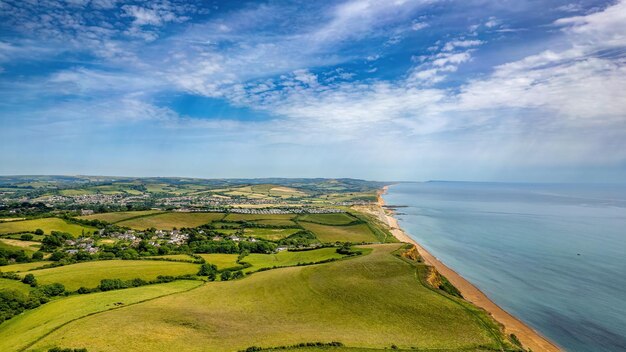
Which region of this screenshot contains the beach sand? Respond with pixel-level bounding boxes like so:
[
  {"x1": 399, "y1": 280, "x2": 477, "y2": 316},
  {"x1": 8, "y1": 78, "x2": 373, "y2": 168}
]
[{"x1": 367, "y1": 186, "x2": 561, "y2": 352}]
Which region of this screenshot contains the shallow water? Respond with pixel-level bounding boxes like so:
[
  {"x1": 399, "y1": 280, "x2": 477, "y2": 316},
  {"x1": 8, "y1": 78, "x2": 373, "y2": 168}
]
[{"x1": 383, "y1": 182, "x2": 626, "y2": 352}]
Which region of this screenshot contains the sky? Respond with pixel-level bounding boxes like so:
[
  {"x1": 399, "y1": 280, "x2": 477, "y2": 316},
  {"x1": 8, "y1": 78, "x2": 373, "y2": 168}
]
[{"x1": 0, "y1": 0, "x2": 625, "y2": 182}]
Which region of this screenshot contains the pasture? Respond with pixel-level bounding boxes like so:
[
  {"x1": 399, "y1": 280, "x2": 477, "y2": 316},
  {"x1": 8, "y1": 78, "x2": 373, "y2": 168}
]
[
  {"x1": 144, "y1": 254, "x2": 196, "y2": 262},
  {"x1": 0, "y1": 238, "x2": 40, "y2": 254},
  {"x1": 29, "y1": 244, "x2": 506, "y2": 352},
  {"x1": 20, "y1": 260, "x2": 200, "y2": 291},
  {"x1": 0, "y1": 218, "x2": 96, "y2": 237},
  {"x1": 242, "y1": 247, "x2": 346, "y2": 273},
  {"x1": 297, "y1": 213, "x2": 357, "y2": 225},
  {"x1": 0, "y1": 280, "x2": 202, "y2": 352},
  {"x1": 197, "y1": 254, "x2": 240, "y2": 270},
  {"x1": 78, "y1": 210, "x2": 164, "y2": 223},
  {"x1": 223, "y1": 213, "x2": 296, "y2": 222},
  {"x1": 300, "y1": 222, "x2": 377, "y2": 243},
  {"x1": 0, "y1": 261, "x2": 50, "y2": 273},
  {"x1": 116, "y1": 212, "x2": 225, "y2": 230},
  {"x1": 0, "y1": 278, "x2": 32, "y2": 294},
  {"x1": 243, "y1": 228, "x2": 302, "y2": 241}
]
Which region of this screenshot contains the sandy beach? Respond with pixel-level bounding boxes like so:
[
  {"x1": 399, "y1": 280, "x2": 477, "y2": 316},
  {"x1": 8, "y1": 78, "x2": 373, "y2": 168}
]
[{"x1": 372, "y1": 186, "x2": 561, "y2": 352}]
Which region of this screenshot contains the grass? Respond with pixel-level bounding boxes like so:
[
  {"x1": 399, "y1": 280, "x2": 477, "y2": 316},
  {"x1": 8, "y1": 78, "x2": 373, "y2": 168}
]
[
  {"x1": 0, "y1": 239, "x2": 41, "y2": 254},
  {"x1": 0, "y1": 218, "x2": 96, "y2": 237},
  {"x1": 2, "y1": 233, "x2": 45, "y2": 241},
  {"x1": 0, "y1": 262, "x2": 50, "y2": 273},
  {"x1": 242, "y1": 247, "x2": 346, "y2": 273},
  {"x1": 297, "y1": 213, "x2": 357, "y2": 225},
  {"x1": 243, "y1": 228, "x2": 302, "y2": 241},
  {"x1": 223, "y1": 213, "x2": 296, "y2": 222},
  {"x1": 0, "y1": 280, "x2": 202, "y2": 352},
  {"x1": 197, "y1": 254, "x2": 240, "y2": 270},
  {"x1": 253, "y1": 219, "x2": 299, "y2": 226},
  {"x1": 29, "y1": 244, "x2": 505, "y2": 352},
  {"x1": 144, "y1": 254, "x2": 196, "y2": 262},
  {"x1": 20, "y1": 260, "x2": 200, "y2": 291},
  {"x1": 77, "y1": 210, "x2": 164, "y2": 223},
  {"x1": 299, "y1": 222, "x2": 377, "y2": 243},
  {"x1": 0, "y1": 278, "x2": 32, "y2": 294},
  {"x1": 116, "y1": 212, "x2": 225, "y2": 230}
]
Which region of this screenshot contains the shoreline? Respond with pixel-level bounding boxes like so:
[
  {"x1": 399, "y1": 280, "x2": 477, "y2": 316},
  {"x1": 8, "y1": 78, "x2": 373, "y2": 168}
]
[{"x1": 375, "y1": 185, "x2": 561, "y2": 352}]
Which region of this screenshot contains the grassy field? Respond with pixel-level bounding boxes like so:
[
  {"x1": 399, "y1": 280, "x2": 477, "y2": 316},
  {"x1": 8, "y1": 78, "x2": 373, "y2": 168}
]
[
  {"x1": 0, "y1": 280, "x2": 202, "y2": 352},
  {"x1": 0, "y1": 218, "x2": 96, "y2": 237},
  {"x1": 78, "y1": 210, "x2": 164, "y2": 223},
  {"x1": 197, "y1": 254, "x2": 240, "y2": 270},
  {"x1": 0, "y1": 278, "x2": 32, "y2": 294},
  {"x1": 297, "y1": 213, "x2": 357, "y2": 225},
  {"x1": 223, "y1": 213, "x2": 296, "y2": 222},
  {"x1": 0, "y1": 238, "x2": 41, "y2": 254},
  {"x1": 243, "y1": 228, "x2": 302, "y2": 241},
  {"x1": 242, "y1": 247, "x2": 346, "y2": 273},
  {"x1": 300, "y1": 222, "x2": 377, "y2": 243},
  {"x1": 144, "y1": 254, "x2": 196, "y2": 262},
  {"x1": 116, "y1": 212, "x2": 225, "y2": 230},
  {"x1": 253, "y1": 219, "x2": 299, "y2": 226},
  {"x1": 0, "y1": 261, "x2": 50, "y2": 272},
  {"x1": 29, "y1": 244, "x2": 506, "y2": 352},
  {"x1": 21, "y1": 260, "x2": 200, "y2": 291}
]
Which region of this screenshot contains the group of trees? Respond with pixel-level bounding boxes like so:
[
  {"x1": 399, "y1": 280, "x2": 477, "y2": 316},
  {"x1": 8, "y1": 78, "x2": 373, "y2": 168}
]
[
  {"x1": 197, "y1": 263, "x2": 244, "y2": 281},
  {"x1": 0, "y1": 273, "x2": 66, "y2": 324}
]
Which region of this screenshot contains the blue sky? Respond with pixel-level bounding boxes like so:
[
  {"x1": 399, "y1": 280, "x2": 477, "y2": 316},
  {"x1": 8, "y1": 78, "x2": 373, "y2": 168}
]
[{"x1": 1, "y1": 0, "x2": 625, "y2": 181}]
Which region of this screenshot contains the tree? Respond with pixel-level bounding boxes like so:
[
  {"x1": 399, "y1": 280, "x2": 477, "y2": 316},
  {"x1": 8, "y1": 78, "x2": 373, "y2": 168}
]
[
  {"x1": 220, "y1": 270, "x2": 232, "y2": 281},
  {"x1": 20, "y1": 234, "x2": 33, "y2": 241},
  {"x1": 34, "y1": 229, "x2": 44, "y2": 236},
  {"x1": 198, "y1": 263, "x2": 218, "y2": 276},
  {"x1": 32, "y1": 251, "x2": 44, "y2": 260},
  {"x1": 22, "y1": 273, "x2": 37, "y2": 287}
]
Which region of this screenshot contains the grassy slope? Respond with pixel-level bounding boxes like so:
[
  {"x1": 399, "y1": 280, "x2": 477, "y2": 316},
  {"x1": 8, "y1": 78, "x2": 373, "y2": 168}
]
[
  {"x1": 77, "y1": 210, "x2": 164, "y2": 223},
  {"x1": 300, "y1": 222, "x2": 377, "y2": 243},
  {"x1": 244, "y1": 228, "x2": 302, "y2": 240},
  {"x1": 0, "y1": 239, "x2": 41, "y2": 253},
  {"x1": 0, "y1": 278, "x2": 32, "y2": 294},
  {"x1": 0, "y1": 218, "x2": 95, "y2": 237},
  {"x1": 116, "y1": 212, "x2": 225, "y2": 230},
  {"x1": 224, "y1": 213, "x2": 296, "y2": 221},
  {"x1": 0, "y1": 281, "x2": 202, "y2": 352},
  {"x1": 144, "y1": 254, "x2": 196, "y2": 262},
  {"x1": 242, "y1": 247, "x2": 346, "y2": 273},
  {"x1": 197, "y1": 254, "x2": 240, "y2": 270},
  {"x1": 297, "y1": 213, "x2": 357, "y2": 225},
  {"x1": 21, "y1": 260, "x2": 200, "y2": 291},
  {"x1": 0, "y1": 262, "x2": 50, "y2": 273},
  {"x1": 31, "y1": 244, "x2": 503, "y2": 352}
]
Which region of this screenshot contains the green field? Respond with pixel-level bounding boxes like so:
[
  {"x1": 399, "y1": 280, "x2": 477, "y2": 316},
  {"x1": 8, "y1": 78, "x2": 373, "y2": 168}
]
[
  {"x1": 0, "y1": 238, "x2": 40, "y2": 254},
  {"x1": 300, "y1": 222, "x2": 377, "y2": 243},
  {"x1": 297, "y1": 213, "x2": 357, "y2": 225},
  {"x1": 20, "y1": 260, "x2": 200, "y2": 291},
  {"x1": 144, "y1": 254, "x2": 196, "y2": 262},
  {"x1": 0, "y1": 261, "x2": 50, "y2": 273},
  {"x1": 253, "y1": 219, "x2": 299, "y2": 226},
  {"x1": 243, "y1": 228, "x2": 302, "y2": 241},
  {"x1": 78, "y1": 210, "x2": 164, "y2": 223},
  {"x1": 242, "y1": 247, "x2": 346, "y2": 273},
  {"x1": 223, "y1": 213, "x2": 296, "y2": 222},
  {"x1": 0, "y1": 218, "x2": 96, "y2": 237},
  {"x1": 27, "y1": 245, "x2": 506, "y2": 352},
  {"x1": 0, "y1": 280, "x2": 202, "y2": 352},
  {"x1": 116, "y1": 212, "x2": 225, "y2": 230},
  {"x1": 197, "y1": 253, "x2": 240, "y2": 270},
  {"x1": 0, "y1": 278, "x2": 32, "y2": 294}
]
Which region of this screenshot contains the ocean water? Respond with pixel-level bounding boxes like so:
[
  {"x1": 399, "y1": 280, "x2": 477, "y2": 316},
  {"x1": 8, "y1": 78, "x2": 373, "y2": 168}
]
[{"x1": 383, "y1": 182, "x2": 626, "y2": 352}]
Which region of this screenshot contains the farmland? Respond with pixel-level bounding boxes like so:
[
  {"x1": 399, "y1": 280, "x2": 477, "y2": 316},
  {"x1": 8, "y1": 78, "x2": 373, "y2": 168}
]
[
  {"x1": 27, "y1": 244, "x2": 510, "y2": 352},
  {"x1": 0, "y1": 280, "x2": 202, "y2": 352},
  {"x1": 0, "y1": 278, "x2": 32, "y2": 294},
  {"x1": 0, "y1": 239, "x2": 40, "y2": 254},
  {"x1": 297, "y1": 212, "x2": 357, "y2": 225},
  {"x1": 197, "y1": 253, "x2": 240, "y2": 270},
  {"x1": 242, "y1": 247, "x2": 348, "y2": 273},
  {"x1": 19, "y1": 260, "x2": 200, "y2": 291},
  {"x1": 300, "y1": 222, "x2": 378, "y2": 243},
  {"x1": 243, "y1": 228, "x2": 302, "y2": 241},
  {"x1": 0, "y1": 218, "x2": 96, "y2": 237},
  {"x1": 0, "y1": 261, "x2": 49, "y2": 272},
  {"x1": 116, "y1": 212, "x2": 225, "y2": 230},
  {"x1": 78, "y1": 210, "x2": 164, "y2": 223}
]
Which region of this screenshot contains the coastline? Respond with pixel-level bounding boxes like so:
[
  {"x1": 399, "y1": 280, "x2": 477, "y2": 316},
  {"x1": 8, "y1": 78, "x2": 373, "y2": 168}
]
[{"x1": 374, "y1": 185, "x2": 561, "y2": 352}]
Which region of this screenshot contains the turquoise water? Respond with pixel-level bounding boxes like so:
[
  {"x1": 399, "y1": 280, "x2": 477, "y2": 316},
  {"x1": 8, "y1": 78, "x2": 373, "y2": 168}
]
[{"x1": 383, "y1": 182, "x2": 626, "y2": 352}]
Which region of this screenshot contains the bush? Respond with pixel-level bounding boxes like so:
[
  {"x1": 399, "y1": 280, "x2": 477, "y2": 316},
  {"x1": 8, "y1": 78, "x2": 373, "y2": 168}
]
[
  {"x1": 22, "y1": 273, "x2": 37, "y2": 287},
  {"x1": 32, "y1": 251, "x2": 44, "y2": 260},
  {"x1": 35, "y1": 229, "x2": 44, "y2": 236},
  {"x1": 220, "y1": 270, "x2": 232, "y2": 281},
  {"x1": 39, "y1": 283, "x2": 65, "y2": 296},
  {"x1": 20, "y1": 234, "x2": 34, "y2": 241},
  {"x1": 99, "y1": 279, "x2": 127, "y2": 291},
  {"x1": 198, "y1": 263, "x2": 218, "y2": 277}
]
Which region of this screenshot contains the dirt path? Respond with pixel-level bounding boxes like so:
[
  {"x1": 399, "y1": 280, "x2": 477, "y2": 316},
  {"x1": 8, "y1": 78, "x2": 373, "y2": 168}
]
[{"x1": 367, "y1": 186, "x2": 561, "y2": 352}]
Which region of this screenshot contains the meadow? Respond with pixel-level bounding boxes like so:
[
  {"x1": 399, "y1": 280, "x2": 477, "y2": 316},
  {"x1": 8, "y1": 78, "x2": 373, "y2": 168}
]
[
  {"x1": 243, "y1": 228, "x2": 302, "y2": 241},
  {"x1": 78, "y1": 210, "x2": 164, "y2": 223},
  {"x1": 297, "y1": 213, "x2": 357, "y2": 225},
  {"x1": 0, "y1": 238, "x2": 41, "y2": 254},
  {"x1": 242, "y1": 247, "x2": 347, "y2": 273},
  {"x1": 27, "y1": 244, "x2": 509, "y2": 352},
  {"x1": 299, "y1": 222, "x2": 377, "y2": 243},
  {"x1": 0, "y1": 280, "x2": 202, "y2": 352},
  {"x1": 20, "y1": 260, "x2": 200, "y2": 291},
  {"x1": 0, "y1": 278, "x2": 32, "y2": 294},
  {"x1": 116, "y1": 212, "x2": 225, "y2": 230},
  {"x1": 197, "y1": 253, "x2": 240, "y2": 270},
  {"x1": 0, "y1": 218, "x2": 95, "y2": 237},
  {"x1": 0, "y1": 261, "x2": 50, "y2": 272},
  {"x1": 223, "y1": 213, "x2": 296, "y2": 222},
  {"x1": 144, "y1": 254, "x2": 196, "y2": 262}
]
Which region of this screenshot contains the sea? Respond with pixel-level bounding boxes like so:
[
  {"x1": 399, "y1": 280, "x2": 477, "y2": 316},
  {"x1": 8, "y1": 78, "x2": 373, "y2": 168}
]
[{"x1": 383, "y1": 182, "x2": 626, "y2": 352}]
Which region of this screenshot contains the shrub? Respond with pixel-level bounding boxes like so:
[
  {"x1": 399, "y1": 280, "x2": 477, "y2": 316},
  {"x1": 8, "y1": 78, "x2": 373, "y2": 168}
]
[
  {"x1": 20, "y1": 234, "x2": 34, "y2": 241},
  {"x1": 22, "y1": 273, "x2": 37, "y2": 287}
]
